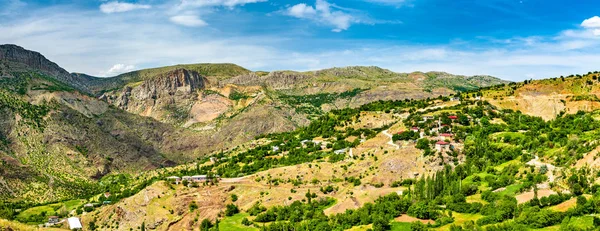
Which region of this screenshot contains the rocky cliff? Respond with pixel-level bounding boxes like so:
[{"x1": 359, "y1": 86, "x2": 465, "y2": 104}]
[{"x1": 101, "y1": 69, "x2": 208, "y2": 123}]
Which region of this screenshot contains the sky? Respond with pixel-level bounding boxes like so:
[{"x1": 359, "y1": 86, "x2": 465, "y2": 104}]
[{"x1": 0, "y1": 0, "x2": 600, "y2": 81}]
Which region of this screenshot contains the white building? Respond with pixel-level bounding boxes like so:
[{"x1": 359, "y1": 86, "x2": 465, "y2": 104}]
[
  {"x1": 435, "y1": 141, "x2": 450, "y2": 152},
  {"x1": 67, "y1": 217, "x2": 83, "y2": 230}
]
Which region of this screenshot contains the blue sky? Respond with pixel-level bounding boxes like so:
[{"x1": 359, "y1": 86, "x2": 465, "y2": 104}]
[{"x1": 1, "y1": 0, "x2": 600, "y2": 80}]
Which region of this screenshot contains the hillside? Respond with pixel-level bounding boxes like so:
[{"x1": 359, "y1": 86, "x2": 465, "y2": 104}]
[
  {"x1": 64, "y1": 96, "x2": 600, "y2": 231},
  {"x1": 474, "y1": 72, "x2": 600, "y2": 120}
]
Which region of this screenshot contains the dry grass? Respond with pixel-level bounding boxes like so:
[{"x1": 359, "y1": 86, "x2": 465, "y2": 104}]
[
  {"x1": 0, "y1": 219, "x2": 63, "y2": 231},
  {"x1": 394, "y1": 215, "x2": 433, "y2": 224},
  {"x1": 515, "y1": 189, "x2": 557, "y2": 204}
]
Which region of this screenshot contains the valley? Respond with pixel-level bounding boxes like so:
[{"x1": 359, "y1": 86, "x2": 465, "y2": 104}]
[{"x1": 2, "y1": 45, "x2": 600, "y2": 231}]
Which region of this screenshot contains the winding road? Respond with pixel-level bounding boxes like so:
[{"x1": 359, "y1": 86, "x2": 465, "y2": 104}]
[{"x1": 382, "y1": 130, "x2": 400, "y2": 149}]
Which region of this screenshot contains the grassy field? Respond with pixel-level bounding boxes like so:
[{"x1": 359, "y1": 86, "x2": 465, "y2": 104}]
[
  {"x1": 497, "y1": 183, "x2": 525, "y2": 197},
  {"x1": 434, "y1": 213, "x2": 483, "y2": 231},
  {"x1": 16, "y1": 199, "x2": 85, "y2": 223},
  {"x1": 220, "y1": 213, "x2": 258, "y2": 231},
  {"x1": 390, "y1": 222, "x2": 411, "y2": 231}
]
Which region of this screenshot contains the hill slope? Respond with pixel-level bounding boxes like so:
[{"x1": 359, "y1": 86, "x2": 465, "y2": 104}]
[{"x1": 475, "y1": 72, "x2": 600, "y2": 120}]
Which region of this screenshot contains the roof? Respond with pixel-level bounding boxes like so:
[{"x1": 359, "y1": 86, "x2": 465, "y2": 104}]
[
  {"x1": 449, "y1": 115, "x2": 458, "y2": 119},
  {"x1": 67, "y1": 217, "x2": 83, "y2": 229},
  {"x1": 166, "y1": 176, "x2": 181, "y2": 179},
  {"x1": 436, "y1": 141, "x2": 450, "y2": 145},
  {"x1": 411, "y1": 127, "x2": 419, "y2": 130},
  {"x1": 192, "y1": 175, "x2": 207, "y2": 178},
  {"x1": 440, "y1": 133, "x2": 453, "y2": 137}
]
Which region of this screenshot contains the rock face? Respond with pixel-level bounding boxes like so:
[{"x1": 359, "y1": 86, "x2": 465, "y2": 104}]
[
  {"x1": 0, "y1": 44, "x2": 95, "y2": 92},
  {"x1": 102, "y1": 68, "x2": 207, "y2": 122},
  {"x1": 221, "y1": 71, "x2": 312, "y2": 89}
]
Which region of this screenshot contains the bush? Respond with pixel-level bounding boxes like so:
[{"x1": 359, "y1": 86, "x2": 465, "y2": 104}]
[
  {"x1": 241, "y1": 217, "x2": 253, "y2": 226},
  {"x1": 225, "y1": 204, "x2": 239, "y2": 216}
]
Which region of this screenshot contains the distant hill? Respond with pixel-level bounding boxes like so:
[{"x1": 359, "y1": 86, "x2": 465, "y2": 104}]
[{"x1": 473, "y1": 72, "x2": 600, "y2": 120}]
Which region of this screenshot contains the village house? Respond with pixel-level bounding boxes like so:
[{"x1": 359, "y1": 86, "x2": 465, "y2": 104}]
[
  {"x1": 439, "y1": 133, "x2": 453, "y2": 141},
  {"x1": 422, "y1": 115, "x2": 434, "y2": 121},
  {"x1": 103, "y1": 192, "x2": 111, "y2": 198},
  {"x1": 191, "y1": 175, "x2": 208, "y2": 182},
  {"x1": 47, "y1": 216, "x2": 59, "y2": 225},
  {"x1": 448, "y1": 115, "x2": 458, "y2": 120},
  {"x1": 410, "y1": 127, "x2": 419, "y2": 132},
  {"x1": 67, "y1": 217, "x2": 83, "y2": 230},
  {"x1": 435, "y1": 141, "x2": 450, "y2": 152},
  {"x1": 272, "y1": 146, "x2": 280, "y2": 152}
]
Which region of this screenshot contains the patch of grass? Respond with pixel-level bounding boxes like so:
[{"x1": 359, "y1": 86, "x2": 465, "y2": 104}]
[
  {"x1": 390, "y1": 222, "x2": 411, "y2": 231},
  {"x1": 219, "y1": 213, "x2": 258, "y2": 231},
  {"x1": 15, "y1": 205, "x2": 57, "y2": 224},
  {"x1": 497, "y1": 183, "x2": 525, "y2": 197}
]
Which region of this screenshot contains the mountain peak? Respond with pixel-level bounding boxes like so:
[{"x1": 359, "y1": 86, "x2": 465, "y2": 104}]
[{"x1": 0, "y1": 44, "x2": 94, "y2": 92}]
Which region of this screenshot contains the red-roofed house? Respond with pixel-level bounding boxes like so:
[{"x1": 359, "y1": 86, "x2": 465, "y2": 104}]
[
  {"x1": 439, "y1": 133, "x2": 453, "y2": 140},
  {"x1": 435, "y1": 141, "x2": 450, "y2": 152},
  {"x1": 410, "y1": 127, "x2": 419, "y2": 132},
  {"x1": 449, "y1": 115, "x2": 458, "y2": 120}
]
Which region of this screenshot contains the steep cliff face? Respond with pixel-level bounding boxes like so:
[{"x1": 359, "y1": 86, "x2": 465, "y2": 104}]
[{"x1": 101, "y1": 68, "x2": 208, "y2": 123}]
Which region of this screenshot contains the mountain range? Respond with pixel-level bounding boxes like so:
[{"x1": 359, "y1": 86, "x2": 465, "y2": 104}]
[{"x1": 0, "y1": 44, "x2": 509, "y2": 203}]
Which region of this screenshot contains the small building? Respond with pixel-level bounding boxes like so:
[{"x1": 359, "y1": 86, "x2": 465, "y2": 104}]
[
  {"x1": 191, "y1": 175, "x2": 208, "y2": 182},
  {"x1": 272, "y1": 146, "x2": 280, "y2": 152},
  {"x1": 450, "y1": 97, "x2": 460, "y2": 101},
  {"x1": 83, "y1": 203, "x2": 94, "y2": 208},
  {"x1": 210, "y1": 157, "x2": 217, "y2": 163},
  {"x1": 410, "y1": 127, "x2": 419, "y2": 132},
  {"x1": 435, "y1": 141, "x2": 450, "y2": 152},
  {"x1": 103, "y1": 192, "x2": 111, "y2": 198},
  {"x1": 334, "y1": 148, "x2": 347, "y2": 154},
  {"x1": 422, "y1": 115, "x2": 434, "y2": 121},
  {"x1": 166, "y1": 176, "x2": 181, "y2": 184},
  {"x1": 448, "y1": 115, "x2": 458, "y2": 120},
  {"x1": 439, "y1": 133, "x2": 453, "y2": 141},
  {"x1": 67, "y1": 217, "x2": 83, "y2": 230},
  {"x1": 48, "y1": 216, "x2": 59, "y2": 225}
]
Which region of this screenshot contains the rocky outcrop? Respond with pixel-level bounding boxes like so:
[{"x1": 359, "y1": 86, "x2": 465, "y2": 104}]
[{"x1": 101, "y1": 68, "x2": 207, "y2": 122}]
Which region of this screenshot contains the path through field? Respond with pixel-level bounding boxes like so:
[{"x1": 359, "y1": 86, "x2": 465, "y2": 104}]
[{"x1": 382, "y1": 130, "x2": 399, "y2": 149}]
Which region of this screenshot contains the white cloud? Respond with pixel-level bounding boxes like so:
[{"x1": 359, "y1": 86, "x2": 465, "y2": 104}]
[
  {"x1": 286, "y1": 0, "x2": 356, "y2": 32},
  {"x1": 170, "y1": 14, "x2": 208, "y2": 27},
  {"x1": 287, "y1": 4, "x2": 317, "y2": 18},
  {"x1": 100, "y1": 64, "x2": 136, "y2": 76},
  {"x1": 100, "y1": 1, "x2": 151, "y2": 14},
  {"x1": 581, "y1": 16, "x2": 600, "y2": 29},
  {"x1": 2, "y1": 6, "x2": 600, "y2": 82},
  {"x1": 179, "y1": 0, "x2": 267, "y2": 8}
]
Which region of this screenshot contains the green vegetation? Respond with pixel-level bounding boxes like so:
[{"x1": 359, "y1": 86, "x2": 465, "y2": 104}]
[
  {"x1": 278, "y1": 88, "x2": 364, "y2": 115},
  {"x1": 229, "y1": 90, "x2": 251, "y2": 100}
]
